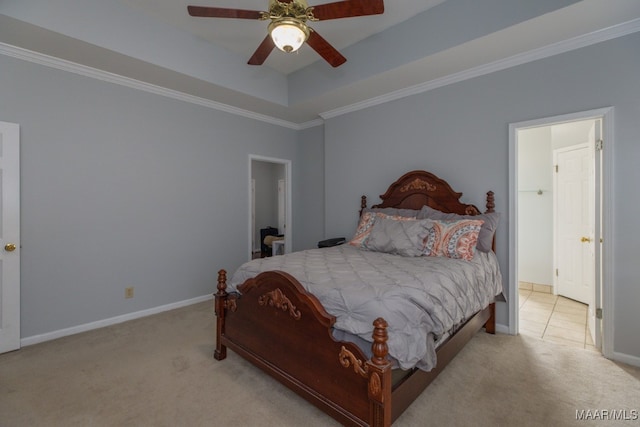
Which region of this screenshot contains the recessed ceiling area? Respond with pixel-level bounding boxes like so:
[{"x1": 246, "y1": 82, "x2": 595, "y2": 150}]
[{"x1": 2, "y1": 0, "x2": 640, "y2": 126}]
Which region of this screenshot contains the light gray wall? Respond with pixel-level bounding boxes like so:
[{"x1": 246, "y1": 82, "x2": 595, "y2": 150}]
[
  {"x1": 292, "y1": 125, "x2": 325, "y2": 251},
  {"x1": 324, "y1": 32, "x2": 640, "y2": 360},
  {"x1": 0, "y1": 53, "x2": 319, "y2": 338}
]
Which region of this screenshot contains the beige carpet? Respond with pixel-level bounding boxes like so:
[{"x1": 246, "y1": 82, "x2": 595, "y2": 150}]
[{"x1": 1, "y1": 301, "x2": 639, "y2": 426}]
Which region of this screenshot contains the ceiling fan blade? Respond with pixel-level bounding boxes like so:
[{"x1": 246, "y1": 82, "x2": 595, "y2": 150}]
[
  {"x1": 248, "y1": 35, "x2": 276, "y2": 65},
  {"x1": 306, "y1": 30, "x2": 347, "y2": 67},
  {"x1": 187, "y1": 5, "x2": 262, "y2": 20},
  {"x1": 311, "y1": 0, "x2": 384, "y2": 21}
]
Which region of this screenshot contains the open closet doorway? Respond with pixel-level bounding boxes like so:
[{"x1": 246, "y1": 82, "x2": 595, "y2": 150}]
[
  {"x1": 509, "y1": 108, "x2": 613, "y2": 358},
  {"x1": 249, "y1": 155, "x2": 292, "y2": 261}
]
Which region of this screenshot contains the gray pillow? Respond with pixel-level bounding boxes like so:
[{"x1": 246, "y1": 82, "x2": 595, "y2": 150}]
[
  {"x1": 365, "y1": 217, "x2": 433, "y2": 257},
  {"x1": 418, "y1": 205, "x2": 500, "y2": 252}
]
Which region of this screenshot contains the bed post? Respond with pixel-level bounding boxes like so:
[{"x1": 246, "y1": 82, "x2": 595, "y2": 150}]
[
  {"x1": 486, "y1": 190, "x2": 498, "y2": 254},
  {"x1": 484, "y1": 190, "x2": 498, "y2": 334},
  {"x1": 484, "y1": 302, "x2": 496, "y2": 334},
  {"x1": 366, "y1": 318, "x2": 392, "y2": 427},
  {"x1": 485, "y1": 191, "x2": 495, "y2": 213},
  {"x1": 214, "y1": 269, "x2": 228, "y2": 360},
  {"x1": 360, "y1": 195, "x2": 367, "y2": 217}
]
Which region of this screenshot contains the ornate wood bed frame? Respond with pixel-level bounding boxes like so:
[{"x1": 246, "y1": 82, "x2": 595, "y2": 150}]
[{"x1": 214, "y1": 170, "x2": 497, "y2": 426}]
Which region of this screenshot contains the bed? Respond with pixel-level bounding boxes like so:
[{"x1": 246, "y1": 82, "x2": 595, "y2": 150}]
[{"x1": 214, "y1": 170, "x2": 502, "y2": 426}]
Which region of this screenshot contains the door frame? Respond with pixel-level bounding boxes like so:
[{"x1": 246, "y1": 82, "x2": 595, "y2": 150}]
[
  {"x1": 249, "y1": 155, "x2": 292, "y2": 260},
  {"x1": 508, "y1": 107, "x2": 613, "y2": 358}
]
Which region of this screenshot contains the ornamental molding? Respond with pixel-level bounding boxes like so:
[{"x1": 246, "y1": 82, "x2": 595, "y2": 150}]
[
  {"x1": 258, "y1": 288, "x2": 301, "y2": 320},
  {"x1": 400, "y1": 178, "x2": 436, "y2": 192},
  {"x1": 369, "y1": 372, "x2": 381, "y2": 397},
  {"x1": 339, "y1": 346, "x2": 368, "y2": 378}
]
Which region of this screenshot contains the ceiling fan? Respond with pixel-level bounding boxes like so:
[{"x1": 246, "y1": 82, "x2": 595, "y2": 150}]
[{"x1": 187, "y1": 0, "x2": 385, "y2": 67}]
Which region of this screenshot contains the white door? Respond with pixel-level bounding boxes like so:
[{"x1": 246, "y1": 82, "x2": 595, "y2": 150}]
[
  {"x1": 0, "y1": 121, "x2": 20, "y2": 354},
  {"x1": 554, "y1": 144, "x2": 594, "y2": 305}
]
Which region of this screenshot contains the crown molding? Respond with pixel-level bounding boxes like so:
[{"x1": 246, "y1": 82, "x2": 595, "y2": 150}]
[
  {"x1": 0, "y1": 42, "x2": 304, "y2": 130},
  {"x1": 3, "y1": 17, "x2": 639, "y2": 128},
  {"x1": 320, "y1": 18, "x2": 640, "y2": 120},
  {"x1": 297, "y1": 118, "x2": 324, "y2": 129}
]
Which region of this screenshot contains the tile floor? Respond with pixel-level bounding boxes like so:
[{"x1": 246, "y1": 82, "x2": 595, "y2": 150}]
[{"x1": 519, "y1": 288, "x2": 598, "y2": 352}]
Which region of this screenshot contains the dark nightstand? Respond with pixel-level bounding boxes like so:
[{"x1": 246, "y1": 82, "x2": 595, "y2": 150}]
[{"x1": 317, "y1": 237, "x2": 346, "y2": 248}]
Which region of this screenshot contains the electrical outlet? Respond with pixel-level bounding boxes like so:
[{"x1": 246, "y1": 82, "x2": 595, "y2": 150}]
[{"x1": 125, "y1": 287, "x2": 134, "y2": 299}]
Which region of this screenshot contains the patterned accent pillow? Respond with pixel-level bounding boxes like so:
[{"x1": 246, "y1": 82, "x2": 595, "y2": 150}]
[
  {"x1": 418, "y1": 205, "x2": 500, "y2": 253},
  {"x1": 349, "y1": 212, "x2": 416, "y2": 248},
  {"x1": 422, "y1": 219, "x2": 484, "y2": 261}
]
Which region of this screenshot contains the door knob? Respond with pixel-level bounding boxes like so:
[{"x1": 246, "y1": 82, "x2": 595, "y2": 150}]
[
  {"x1": 4, "y1": 243, "x2": 16, "y2": 252},
  {"x1": 580, "y1": 237, "x2": 592, "y2": 243}
]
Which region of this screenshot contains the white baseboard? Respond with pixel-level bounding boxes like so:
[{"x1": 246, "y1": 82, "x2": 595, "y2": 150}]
[
  {"x1": 495, "y1": 323, "x2": 511, "y2": 335},
  {"x1": 21, "y1": 294, "x2": 213, "y2": 347},
  {"x1": 497, "y1": 324, "x2": 640, "y2": 367},
  {"x1": 611, "y1": 351, "x2": 640, "y2": 368}
]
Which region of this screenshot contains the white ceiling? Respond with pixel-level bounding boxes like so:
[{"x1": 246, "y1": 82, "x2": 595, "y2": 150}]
[{"x1": 2, "y1": 0, "x2": 640, "y2": 127}]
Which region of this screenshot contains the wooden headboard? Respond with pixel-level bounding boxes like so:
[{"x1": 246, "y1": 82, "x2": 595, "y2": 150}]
[{"x1": 361, "y1": 170, "x2": 495, "y2": 215}]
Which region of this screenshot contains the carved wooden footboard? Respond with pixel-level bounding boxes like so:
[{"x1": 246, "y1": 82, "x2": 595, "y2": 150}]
[
  {"x1": 215, "y1": 269, "x2": 393, "y2": 426},
  {"x1": 215, "y1": 269, "x2": 495, "y2": 427}
]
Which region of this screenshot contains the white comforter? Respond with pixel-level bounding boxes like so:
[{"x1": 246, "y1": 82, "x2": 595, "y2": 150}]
[{"x1": 230, "y1": 245, "x2": 502, "y2": 371}]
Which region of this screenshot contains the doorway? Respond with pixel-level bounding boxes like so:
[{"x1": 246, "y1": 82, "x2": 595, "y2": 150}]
[
  {"x1": 509, "y1": 108, "x2": 613, "y2": 358},
  {"x1": 249, "y1": 155, "x2": 292, "y2": 260}
]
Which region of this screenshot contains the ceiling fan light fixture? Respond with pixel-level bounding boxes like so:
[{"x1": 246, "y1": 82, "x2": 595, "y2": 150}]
[{"x1": 268, "y1": 18, "x2": 309, "y2": 53}]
